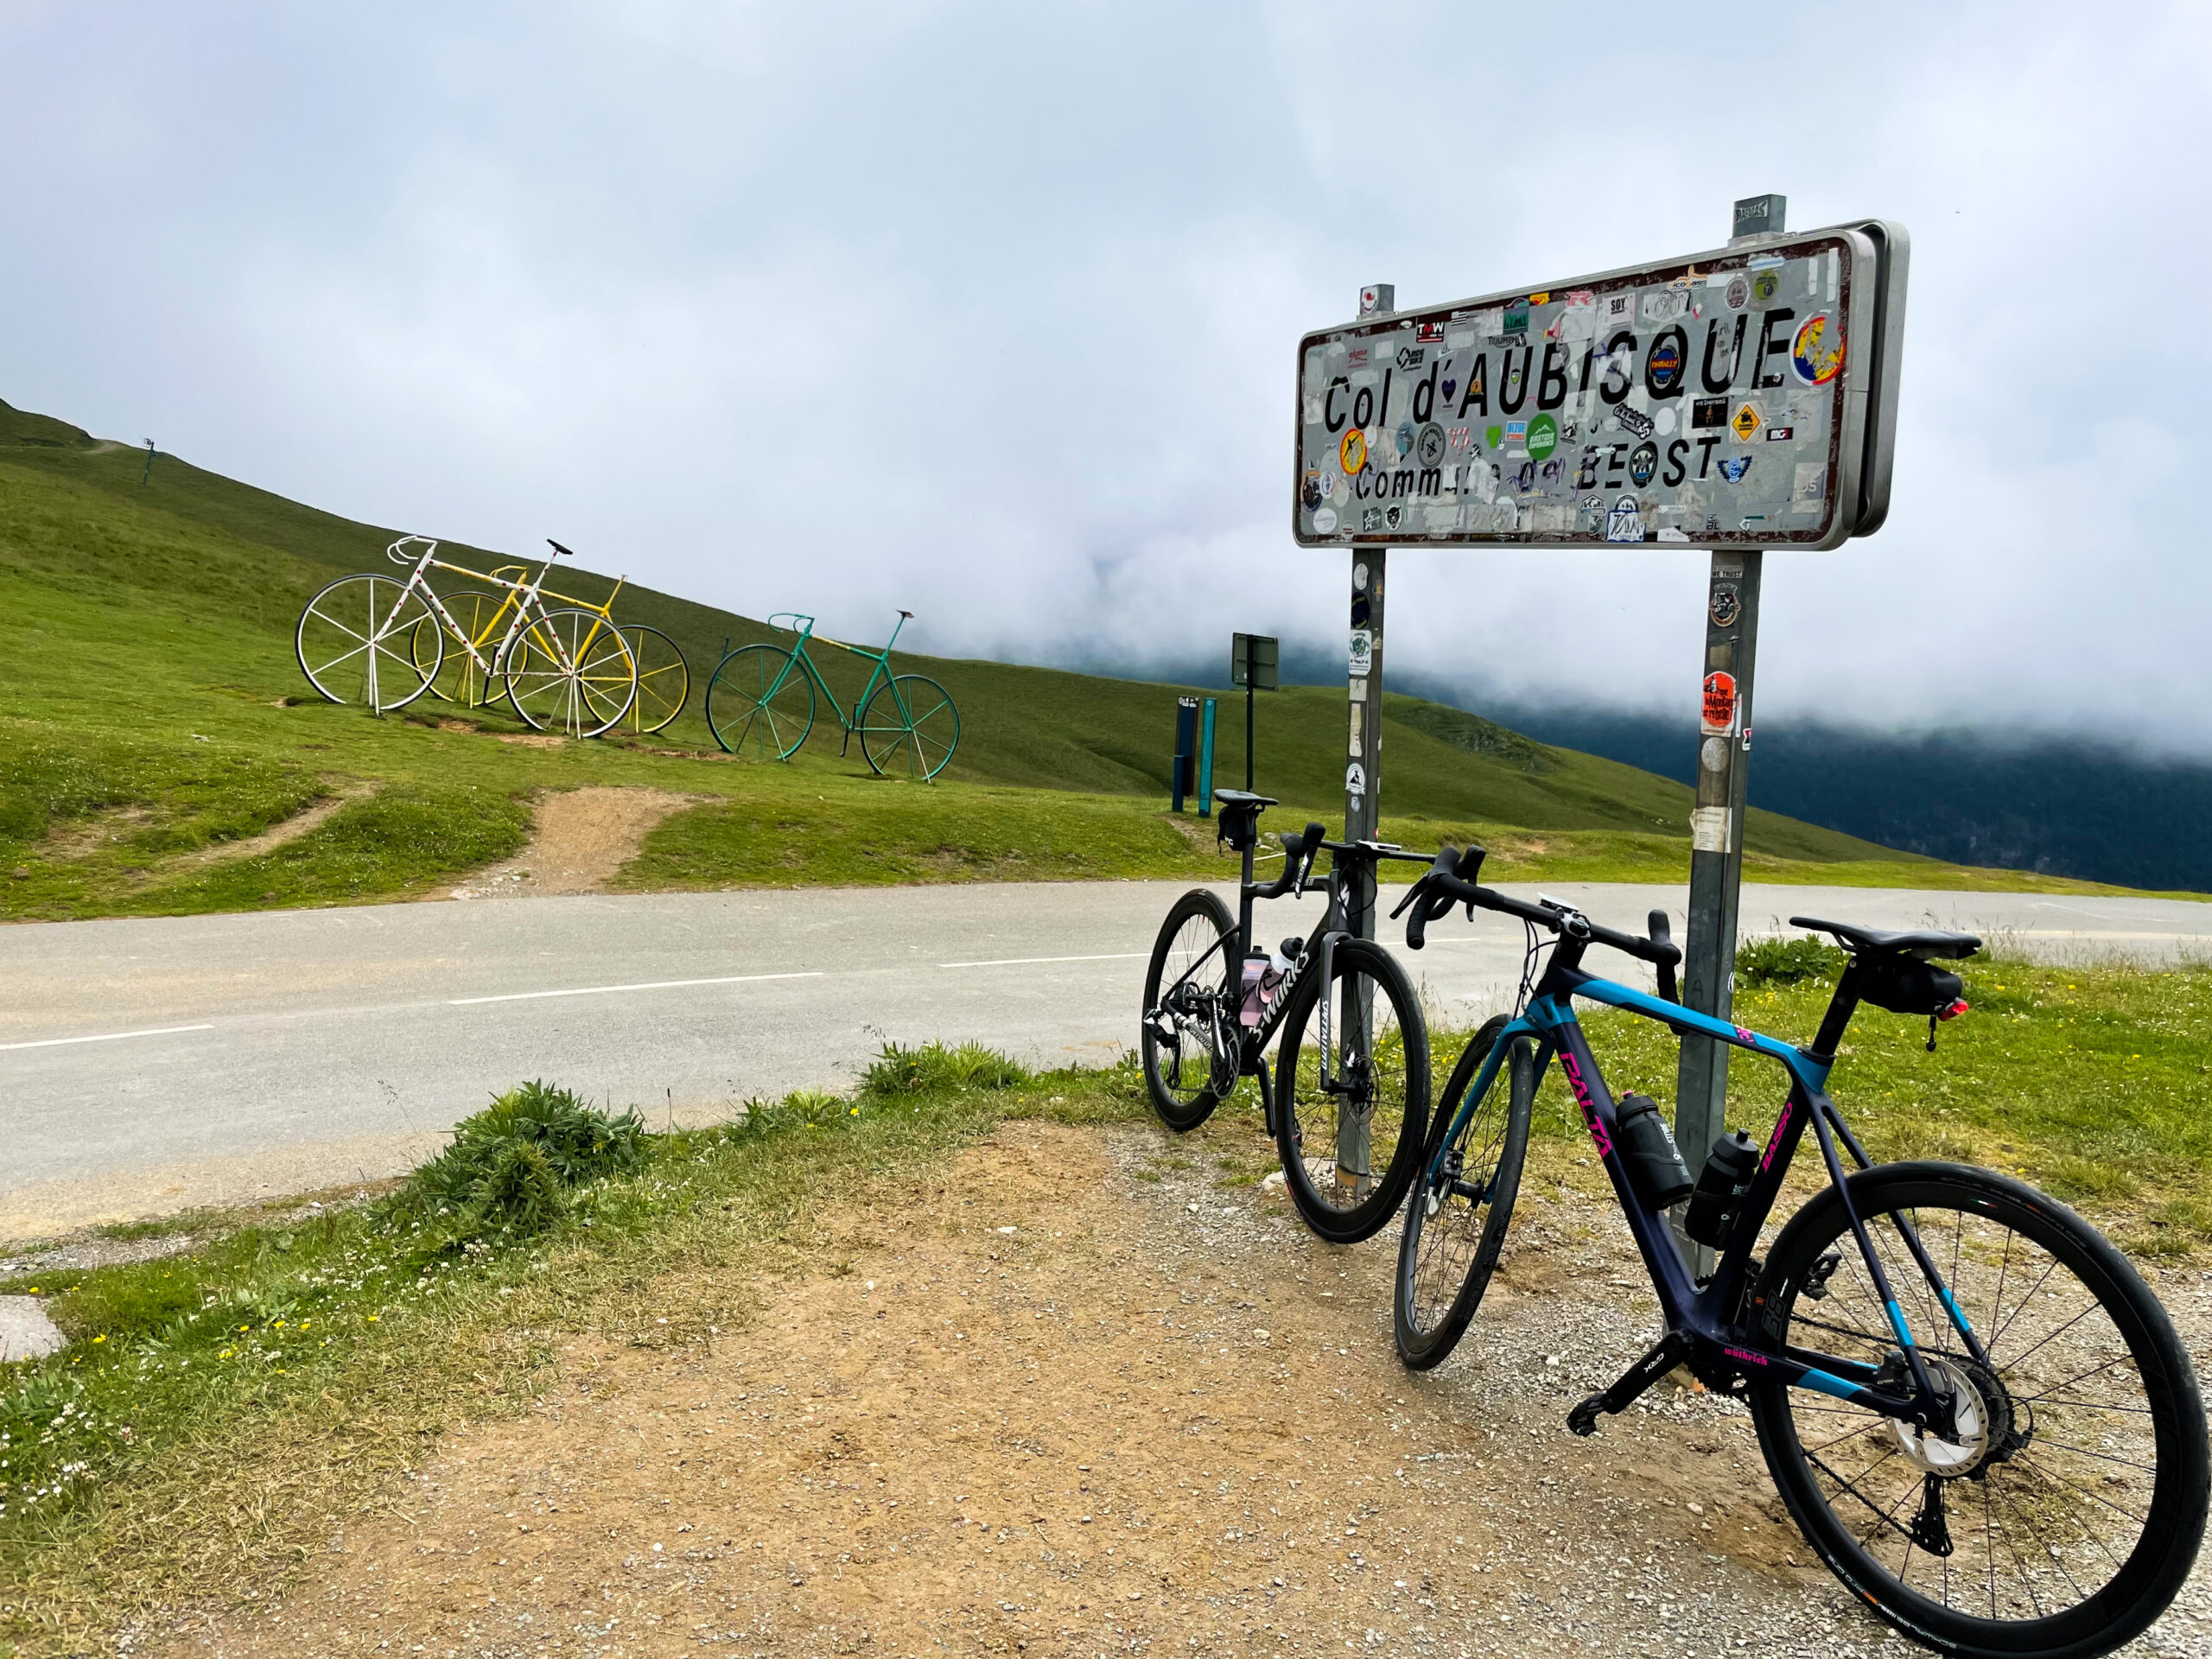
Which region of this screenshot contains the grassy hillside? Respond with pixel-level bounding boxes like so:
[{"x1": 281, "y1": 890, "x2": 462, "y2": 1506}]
[{"x1": 1, "y1": 397, "x2": 2171, "y2": 921}]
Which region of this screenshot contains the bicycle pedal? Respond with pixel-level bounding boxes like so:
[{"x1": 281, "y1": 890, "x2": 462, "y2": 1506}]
[{"x1": 1567, "y1": 1395, "x2": 1606, "y2": 1437}]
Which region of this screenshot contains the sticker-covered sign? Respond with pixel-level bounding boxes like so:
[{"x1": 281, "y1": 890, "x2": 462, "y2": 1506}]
[{"x1": 1294, "y1": 226, "x2": 1897, "y2": 551}]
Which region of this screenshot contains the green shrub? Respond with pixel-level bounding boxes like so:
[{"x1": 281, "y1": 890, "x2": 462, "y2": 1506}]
[
  {"x1": 1737, "y1": 935, "x2": 1847, "y2": 988},
  {"x1": 409, "y1": 1081, "x2": 644, "y2": 1232},
  {"x1": 861, "y1": 1040, "x2": 1028, "y2": 1097}
]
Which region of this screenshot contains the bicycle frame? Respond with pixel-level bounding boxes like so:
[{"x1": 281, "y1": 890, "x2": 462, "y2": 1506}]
[
  {"x1": 413, "y1": 542, "x2": 628, "y2": 671},
  {"x1": 1154, "y1": 827, "x2": 1426, "y2": 1131},
  {"x1": 1436, "y1": 950, "x2": 1983, "y2": 1435},
  {"x1": 759, "y1": 612, "x2": 917, "y2": 753}
]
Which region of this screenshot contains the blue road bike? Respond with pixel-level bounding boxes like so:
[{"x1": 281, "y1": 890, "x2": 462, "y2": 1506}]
[{"x1": 1388, "y1": 843, "x2": 2207, "y2": 1659}]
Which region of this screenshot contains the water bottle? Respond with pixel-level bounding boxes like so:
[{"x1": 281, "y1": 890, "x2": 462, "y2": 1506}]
[{"x1": 1240, "y1": 954, "x2": 1268, "y2": 1027}]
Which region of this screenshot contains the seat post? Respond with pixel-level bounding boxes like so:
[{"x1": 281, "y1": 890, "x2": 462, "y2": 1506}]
[{"x1": 1804, "y1": 958, "x2": 1867, "y2": 1066}]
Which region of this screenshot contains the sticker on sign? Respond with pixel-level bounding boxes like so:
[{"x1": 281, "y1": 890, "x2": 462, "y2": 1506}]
[{"x1": 1291, "y1": 224, "x2": 1907, "y2": 551}]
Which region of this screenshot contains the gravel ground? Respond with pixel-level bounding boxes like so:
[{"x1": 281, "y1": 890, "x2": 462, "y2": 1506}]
[{"x1": 137, "y1": 1113, "x2": 2211, "y2": 1659}]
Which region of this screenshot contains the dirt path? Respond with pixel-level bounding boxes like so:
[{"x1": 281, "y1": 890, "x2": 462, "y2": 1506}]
[
  {"x1": 450, "y1": 787, "x2": 703, "y2": 899},
  {"x1": 146, "y1": 1119, "x2": 2212, "y2": 1658}
]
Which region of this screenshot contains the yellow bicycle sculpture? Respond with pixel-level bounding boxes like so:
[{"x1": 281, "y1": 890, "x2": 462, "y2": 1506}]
[{"x1": 299, "y1": 537, "x2": 632, "y2": 738}]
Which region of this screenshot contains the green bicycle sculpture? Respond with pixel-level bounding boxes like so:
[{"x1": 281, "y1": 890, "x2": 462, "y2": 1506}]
[{"x1": 705, "y1": 611, "x2": 959, "y2": 780}]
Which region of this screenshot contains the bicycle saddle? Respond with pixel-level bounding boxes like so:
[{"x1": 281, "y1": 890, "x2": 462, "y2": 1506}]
[
  {"x1": 1212, "y1": 790, "x2": 1276, "y2": 852},
  {"x1": 1789, "y1": 917, "x2": 1981, "y2": 960}
]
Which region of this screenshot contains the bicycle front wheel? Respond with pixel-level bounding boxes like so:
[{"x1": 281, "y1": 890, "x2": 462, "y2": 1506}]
[
  {"x1": 504, "y1": 608, "x2": 637, "y2": 738},
  {"x1": 620, "y1": 626, "x2": 690, "y2": 734},
  {"x1": 1139, "y1": 888, "x2": 1239, "y2": 1133},
  {"x1": 859, "y1": 674, "x2": 959, "y2": 779},
  {"x1": 1271, "y1": 938, "x2": 1430, "y2": 1244},
  {"x1": 296, "y1": 574, "x2": 440, "y2": 710},
  {"x1": 706, "y1": 644, "x2": 814, "y2": 759},
  {"x1": 1395, "y1": 1014, "x2": 1533, "y2": 1370},
  {"x1": 1747, "y1": 1161, "x2": 2209, "y2": 1659}
]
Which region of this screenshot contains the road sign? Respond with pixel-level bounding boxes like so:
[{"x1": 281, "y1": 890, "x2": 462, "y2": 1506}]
[
  {"x1": 1293, "y1": 222, "x2": 1907, "y2": 551},
  {"x1": 1230, "y1": 632, "x2": 1279, "y2": 690}
]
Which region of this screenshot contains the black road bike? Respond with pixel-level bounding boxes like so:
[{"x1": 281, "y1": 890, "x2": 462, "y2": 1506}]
[
  {"x1": 1388, "y1": 842, "x2": 2209, "y2": 1659},
  {"x1": 1138, "y1": 790, "x2": 1433, "y2": 1243}
]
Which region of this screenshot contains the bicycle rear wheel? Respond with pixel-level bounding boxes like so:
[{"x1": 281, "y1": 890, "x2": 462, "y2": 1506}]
[
  {"x1": 859, "y1": 674, "x2": 959, "y2": 779},
  {"x1": 1139, "y1": 888, "x2": 1239, "y2": 1133},
  {"x1": 1747, "y1": 1161, "x2": 2208, "y2": 1659},
  {"x1": 504, "y1": 608, "x2": 637, "y2": 738},
  {"x1": 1395, "y1": 1014, "x2": 1533, "y2": 1370},
  {"x1": 707, "y1": 644, "x2": 814, "y2": 759},
  {"x1": 620, "y1": 625, "x2": 690, "y2": 734},
  {"x1": 296, "y1": 574, "x2": 440, "y2": 710},
  {"x1": 1270, "y1": 938, "x2": 1430, "y2": 1244}
]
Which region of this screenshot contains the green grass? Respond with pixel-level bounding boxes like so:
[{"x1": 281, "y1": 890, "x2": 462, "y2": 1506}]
[{"x1": 2, "y1": 394, "x2": 2190, "y2": 920}]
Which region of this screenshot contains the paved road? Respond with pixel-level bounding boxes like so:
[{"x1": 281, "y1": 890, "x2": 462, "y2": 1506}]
[{"x1": 4, "y1": 881, "x2": 2206, "y2": 1238}]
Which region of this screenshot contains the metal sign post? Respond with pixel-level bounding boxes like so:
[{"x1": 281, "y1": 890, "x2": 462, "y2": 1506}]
[
  {"x1": 1338, "y1": 283, "x2": 1395, "y2": 1193},
  {"x1": 1230, "y1": 631, "x2": 1280, "y2": 791}
]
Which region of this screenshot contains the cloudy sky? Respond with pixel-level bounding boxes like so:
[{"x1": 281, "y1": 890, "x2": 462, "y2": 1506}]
[{"x1": 5, "y1": 3, "x2": 2208, "y2": 750}]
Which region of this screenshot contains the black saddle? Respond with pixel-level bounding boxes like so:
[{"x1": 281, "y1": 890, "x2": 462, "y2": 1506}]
[
  {"x1": 1212, "y1": 789, "x2": 1276, "y2": 852},
  {"x1": 1790, "y1": 917, "x2": 1980, "y2": 960}
]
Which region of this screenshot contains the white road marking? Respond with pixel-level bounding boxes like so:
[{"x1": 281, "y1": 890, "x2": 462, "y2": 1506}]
[
  {"x1": 0, "y1": 1023, "x2": 215, "y2": 1053},
  {"x1": 938, "y1": 952, "x2": 1147, "y2": 969},
  {"x1": 449, "y1": 972, "x2": 823, "y2": 1006}
]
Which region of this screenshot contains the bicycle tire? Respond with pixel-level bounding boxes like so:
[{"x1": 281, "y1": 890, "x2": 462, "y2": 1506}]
[
  {"x1": 1746, "y1": 1161, "x2": 2208, "y2": 1659},
  {"x1": 619, "y1": 625, "x2": 690, "y2": 734},
  {"x1": 707, "y1": 644, "x2": 814, "y2": 759},
  {"x1": 1270, "y1": 938, "x2": 1431, "y2": 1244},
  {"x1": 504, "y1": 607, "x2": 637, "y2": 739},
  {"x1": 1139, "y1": 888, "x2": 1239, "y2": 1133},
  {"x1": 1394, "y1": 1014, "x2": 1533, "y2": 1370},
  {"x1": 296, "y1": 573, "x2": 441, "y2": 710},
  {"x1": 859, "y1": 673, "x2": 959, "y2": 779}
]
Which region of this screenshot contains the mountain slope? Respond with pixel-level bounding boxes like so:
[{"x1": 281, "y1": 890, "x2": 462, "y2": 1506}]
[{"x1": 3, "y1": 396, "x2": 2158, "y2": 920}]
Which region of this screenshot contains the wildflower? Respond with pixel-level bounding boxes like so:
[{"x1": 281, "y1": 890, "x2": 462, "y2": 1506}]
[{"x1": 92, "y1": 1335, "x2": 105, "y2": 1344}]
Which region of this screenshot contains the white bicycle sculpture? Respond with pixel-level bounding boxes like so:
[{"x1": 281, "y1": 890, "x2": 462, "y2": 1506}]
[{"x1": 294, "y1": 537, "x2": 639, "y2": 739}]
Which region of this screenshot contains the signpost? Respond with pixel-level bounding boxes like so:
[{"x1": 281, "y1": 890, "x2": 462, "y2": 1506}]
[
  {"x1": 1230, "y1": 632, "x2": 1279, "y2": 792},
  {"x1": 1297, "y1": 206, "x2": 1907, "y2": 1249}
]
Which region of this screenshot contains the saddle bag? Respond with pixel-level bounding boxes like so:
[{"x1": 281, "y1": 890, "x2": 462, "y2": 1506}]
[{"x1": 1854, "y1": 952, "x2": 1966, "y2": 1016}]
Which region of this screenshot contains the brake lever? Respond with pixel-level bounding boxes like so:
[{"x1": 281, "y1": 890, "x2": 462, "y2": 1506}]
[{"x1": 1387, "y1": 877, "x2": 1426, "y2": 921}]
